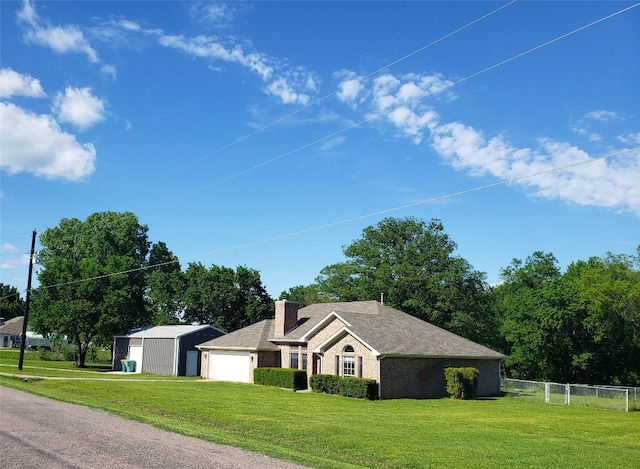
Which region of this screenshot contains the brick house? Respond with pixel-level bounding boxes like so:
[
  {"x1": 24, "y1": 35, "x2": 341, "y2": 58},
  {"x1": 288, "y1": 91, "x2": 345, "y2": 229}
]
[{"x1": 197, "y1": 300, "x2": 505, "y2": 399}]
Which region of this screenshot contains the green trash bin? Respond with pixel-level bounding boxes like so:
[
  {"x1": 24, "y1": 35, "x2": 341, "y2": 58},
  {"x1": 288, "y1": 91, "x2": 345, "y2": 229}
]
[
  {"x1": 120, "y1": 360, "x2": 128, "y2": 372},
  {"x1": 127, "y1": 360, "x2": 136, "y2": 372}
]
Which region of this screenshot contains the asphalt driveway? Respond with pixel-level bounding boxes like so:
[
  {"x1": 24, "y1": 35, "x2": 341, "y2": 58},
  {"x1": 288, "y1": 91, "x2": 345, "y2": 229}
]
[{"x1": 0, "y1": 386, "x2": 311, "y2": 469}]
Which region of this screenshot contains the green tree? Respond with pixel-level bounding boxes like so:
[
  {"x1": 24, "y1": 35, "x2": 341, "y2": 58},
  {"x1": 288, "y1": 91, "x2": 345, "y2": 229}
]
[
  {"x1": 315, "y1": 217, "x2": 495, "y2": 345},
  {"x1": 495, "y1": 249, "x2": 640, "y2": 385},
  {"x1": 574, "y1": 251, "x2": 640, "y2": 385},
  {"x1": 279, "y1": 284, "x2": 328, "y2": 308},
  {"x1": 494, "y1": 252, "x2": 565, "y2": 380},
  {"x1": 30, "y1": 212, "x2": 151, "y2": 367},
  {"x1": 0, "y1": 283, "x2": 25, "y2": 320},
  {"x1": 182, "y1": 263, "x2": 273, "y2": 331},
  {"x1": 146, "y1": 242, "x2": 184, "y2": 325}
]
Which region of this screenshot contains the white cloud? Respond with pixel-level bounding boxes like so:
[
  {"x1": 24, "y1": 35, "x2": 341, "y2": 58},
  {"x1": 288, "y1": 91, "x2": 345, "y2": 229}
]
[
  {"x1": 0, "y1": 242, "x2": 29, "y2": 271},
  {"x1": 52, "y1": 87, "x2": 106, "y2": 130},
  {"x1": 430, "y1": 120, "x2": 640, "y2": 214},
  {"x1": 0, "y1": 253, "x2": 30, "y2": 270},
  {"x1": 156, "y1": 31, "x2": 320, "y2": 105},
  {"x1": 194, "y1": 3, "x2": 235, "y2": 24},
  {"x1": 266, "y1": 77, "x2": 309, "y2": 105},
  {"x1": 0, "y1": 68, "x2": 46, "y2": 98},
  {"x1": 585, "y1": 110, "x2": 621, "y2": 122},
  {"x1": 101, "y1": 64, "x2": 118, "y2": 80},
  {"x1": 319, "y1": 136, "x2": 346, "y2": 152},
  {"x1": 158, "y1": 33, "x2": 274, "y2": 80},
  {"x1": 352, "y1": 71, "x2": 640, "y2": 215},
  {"x1": 118, "y1": 19, "x2": 142, "y2": 32},
  {"x1": 1, "y1": 243, "x2": 20, "y2": 254},
  {"x1": 338, "y1": 78, "x2": 364, "y2": 106},
  {"x1": 0, "y1": 101, "x2": 96, "y2": 181},
  {"x1": 618, "y1": 132, "x2": 640, "y2": 145},
  {"x1": 18, "y1": 1, "x2": 99, "y2": 63}
]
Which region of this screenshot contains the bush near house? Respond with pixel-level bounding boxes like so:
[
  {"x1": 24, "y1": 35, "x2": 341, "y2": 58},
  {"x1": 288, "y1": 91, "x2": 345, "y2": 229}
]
[
  {"x1": 254, "y1": 367, "x2": 308, "y2": 390},
  {"x1": 445, "y1": 367, "x2": 479, "y2": 399},
  {"x1": 310, "y1": 374, "x2": 378, "y2": 400}
]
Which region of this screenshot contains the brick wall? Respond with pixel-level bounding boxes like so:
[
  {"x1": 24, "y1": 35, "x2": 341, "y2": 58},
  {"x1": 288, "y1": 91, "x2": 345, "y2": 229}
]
[{"x1": 379, "y1": 357, "x2": 502, "y2": 399}]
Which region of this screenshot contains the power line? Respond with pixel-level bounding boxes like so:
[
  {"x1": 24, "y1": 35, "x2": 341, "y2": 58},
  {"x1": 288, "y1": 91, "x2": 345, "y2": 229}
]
[
  {"x1": 161, "y1": 2, "x2": 639, "y2": 203},
  {"x1": 130, "y1": 1, "x2": 518, "y2": 192},
  {"x1": 32, "y1": 146, "x2": 639, "y2": 291}
]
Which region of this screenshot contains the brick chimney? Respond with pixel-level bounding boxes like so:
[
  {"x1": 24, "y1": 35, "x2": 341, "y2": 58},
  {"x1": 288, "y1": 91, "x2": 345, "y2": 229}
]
[{"x1": 274, "y1": 300, "x2": 298, "y2": 337}]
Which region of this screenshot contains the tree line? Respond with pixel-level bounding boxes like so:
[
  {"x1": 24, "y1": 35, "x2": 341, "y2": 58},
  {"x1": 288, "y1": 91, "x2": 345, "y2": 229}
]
[{"x1": 1, "y1": 211, "x2": 638, "y2": 385}]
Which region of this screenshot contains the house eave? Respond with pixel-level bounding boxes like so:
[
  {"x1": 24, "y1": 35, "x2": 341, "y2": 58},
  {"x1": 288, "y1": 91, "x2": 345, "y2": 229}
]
[
  {"x1": 312, "y1": 326, "x2": 380, "y2": 356},
  {"x1": 300, "y1": 311, "x2": 353, "y2": 342},
  {"x1": 196, "y1": 345, "x2": 278, "y2": 352},
  {"x1": 378, "y1": 353, "x2": 506, "y2": 360}
]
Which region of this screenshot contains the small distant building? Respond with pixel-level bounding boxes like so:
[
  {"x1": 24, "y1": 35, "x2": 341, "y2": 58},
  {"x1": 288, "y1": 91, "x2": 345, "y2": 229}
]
[
  {"x1": 112, "y1": 325, "x2": 225, "y2": 376},
  {"x1": 0, "y1": 316, "x2": 54, "y2": 349}
]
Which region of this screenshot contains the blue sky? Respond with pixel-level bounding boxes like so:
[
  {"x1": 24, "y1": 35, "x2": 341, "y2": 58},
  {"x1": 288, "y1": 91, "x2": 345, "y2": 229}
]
[{"x1": 1, "y1": 0, "x2": 639, "y2": 299}]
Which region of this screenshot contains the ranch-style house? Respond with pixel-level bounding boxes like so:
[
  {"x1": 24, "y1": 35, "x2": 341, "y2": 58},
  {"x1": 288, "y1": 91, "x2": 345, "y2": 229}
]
[{"x1": 197, "y1": 300, "x2": 505, "y2": 399}]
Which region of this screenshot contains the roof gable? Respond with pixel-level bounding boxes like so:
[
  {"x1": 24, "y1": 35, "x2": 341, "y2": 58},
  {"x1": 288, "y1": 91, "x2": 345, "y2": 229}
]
[
  {"x1": 197, "y1": 319, "x2": 280, "y2": 352},
  {"x1": 291, "y1": 301, "x2": 505, "y2": 359},
  {"x1": 119, "y1": 324, "x2": 222, "y2": 339},
  {"x1": 194, "y1": 300, "x2": 504, "y2": 359}
]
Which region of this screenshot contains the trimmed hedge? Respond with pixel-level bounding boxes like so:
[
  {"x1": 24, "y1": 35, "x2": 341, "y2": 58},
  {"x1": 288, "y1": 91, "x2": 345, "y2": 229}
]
[
  {"x1": 310, "y1": 374, "x2": 378, "y2": 400},
  {"x1": 254, "y1": 367, "x2": 308, "y2": 390},
  {"x1": 444, "y1": 367, "x2": 479, "y2": 399}
]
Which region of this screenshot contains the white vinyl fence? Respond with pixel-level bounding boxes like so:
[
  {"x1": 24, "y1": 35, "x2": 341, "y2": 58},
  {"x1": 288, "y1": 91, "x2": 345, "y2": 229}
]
[{"x1": 502, "y1": 378, "x2": 638, "y2": 412}]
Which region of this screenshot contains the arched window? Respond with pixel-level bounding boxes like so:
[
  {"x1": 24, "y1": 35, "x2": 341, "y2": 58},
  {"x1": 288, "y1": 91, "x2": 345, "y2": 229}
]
[{"x1": 342, "y1": 345, "x2": 355, "y2": 376}]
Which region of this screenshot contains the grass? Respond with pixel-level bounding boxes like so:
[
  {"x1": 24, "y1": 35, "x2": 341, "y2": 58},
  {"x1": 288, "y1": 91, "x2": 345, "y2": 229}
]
[{"x1": 1, "y1": 349, "x2": 639, "y2": 468}]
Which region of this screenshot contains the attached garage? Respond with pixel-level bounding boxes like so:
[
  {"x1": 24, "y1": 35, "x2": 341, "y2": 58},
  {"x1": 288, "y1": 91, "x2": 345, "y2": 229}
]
[
  {"x1": 208, "y1": 350, "x2": 252, "y2": 383},
  {"x1": 197, "y1": 319, "x2": 281, "y2": 383}
]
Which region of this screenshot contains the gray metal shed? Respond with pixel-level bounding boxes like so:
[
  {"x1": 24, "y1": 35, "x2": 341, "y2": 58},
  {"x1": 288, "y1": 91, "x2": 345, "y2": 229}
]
[{"x1": 113, "y1": 325, "x2": 225, "y2": 376}]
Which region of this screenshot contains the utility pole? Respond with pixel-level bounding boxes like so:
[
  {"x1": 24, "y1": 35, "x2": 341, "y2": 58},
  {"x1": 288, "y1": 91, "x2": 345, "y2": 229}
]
[{"x1": 18, "y1": 229, "x2": 37, "y2": 371}]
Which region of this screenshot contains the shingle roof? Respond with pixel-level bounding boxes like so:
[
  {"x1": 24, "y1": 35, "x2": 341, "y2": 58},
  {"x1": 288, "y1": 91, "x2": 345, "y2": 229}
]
[
  {"x1": 197, "y1": 319, "x2": 280, "y2": 351},
  {"x1": 291, "y1": 301, "x2": 504, "y2": 358},
  {"x1": 0, "y1": 316, "x2": 27, "y2": 335},
  {"x1": 199, "y1": 301, "x2": 504, "y2": 359}
]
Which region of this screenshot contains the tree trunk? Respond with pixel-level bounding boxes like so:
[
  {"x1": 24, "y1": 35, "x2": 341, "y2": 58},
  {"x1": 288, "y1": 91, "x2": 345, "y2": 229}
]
[{"x1": 75, "y1": 341, "x2": 88, "y2": 368}]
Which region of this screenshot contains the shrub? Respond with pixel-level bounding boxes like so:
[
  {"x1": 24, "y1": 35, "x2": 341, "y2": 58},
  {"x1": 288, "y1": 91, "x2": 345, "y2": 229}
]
[
  {"x1": 310, "y1": 374, "x2": 378, "y2": 400},
  {"x1": 444, "y1": 367, "x2": 479, "y2": 399},
  {"x1": 254, "y1": 367, "x2": 307, "y2": 390}
]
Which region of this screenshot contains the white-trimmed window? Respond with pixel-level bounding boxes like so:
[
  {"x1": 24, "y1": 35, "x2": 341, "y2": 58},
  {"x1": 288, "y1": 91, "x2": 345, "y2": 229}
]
[
  {"x1": 343, "y1": 356, "x2": 355, "y2": 376},
  {"x1": 342, "y1": 345, "x2": 355, "y2": 376},
  {"x1": 290, "y1": 345, "x2": 299, "y2": 369}
]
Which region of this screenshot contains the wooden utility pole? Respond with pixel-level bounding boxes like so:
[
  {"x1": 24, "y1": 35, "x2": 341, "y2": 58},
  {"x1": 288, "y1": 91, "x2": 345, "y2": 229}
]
[{"x1": 18, "y1": 229, "x2": 37, "y2": 371}]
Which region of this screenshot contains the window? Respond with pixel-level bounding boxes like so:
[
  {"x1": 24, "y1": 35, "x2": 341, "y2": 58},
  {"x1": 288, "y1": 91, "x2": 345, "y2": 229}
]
[
  {"x1": 290, "y1": 353, "x2": 299, "y2": 369},
  {"x1": 301, "y1": 353, "x2": 307, "y2": 370},
  {"x1": 290, "y1": 345, "x2": 299, "y2": 369},
  {"x1": 343, "y1": 356, "x2": 355, "y2": 376},
  {"x1": 342, "y1": 345, "x2": 356, "y2": 376}
]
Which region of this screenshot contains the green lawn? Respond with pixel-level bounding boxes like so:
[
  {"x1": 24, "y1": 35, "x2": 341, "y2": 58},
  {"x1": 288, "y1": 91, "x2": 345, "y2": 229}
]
[{"x1": 1, "y1": 349, "x2": 638, "y2": 468}]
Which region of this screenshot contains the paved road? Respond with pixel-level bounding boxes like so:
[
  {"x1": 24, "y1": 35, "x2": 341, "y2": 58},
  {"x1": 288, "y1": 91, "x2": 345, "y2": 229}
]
[{"x1": 0, "y1": 386, "x2": 311, "y2": 469}]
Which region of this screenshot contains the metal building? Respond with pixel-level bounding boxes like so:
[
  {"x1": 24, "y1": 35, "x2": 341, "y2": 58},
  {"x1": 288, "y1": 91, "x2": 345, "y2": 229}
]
[{"x1": 113, "y1": 325, "x2": 225, "y2": 376}]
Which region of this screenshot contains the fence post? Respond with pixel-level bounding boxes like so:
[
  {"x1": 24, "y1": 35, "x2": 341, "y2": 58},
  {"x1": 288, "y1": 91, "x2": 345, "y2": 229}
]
[
  {"x1": 566, "y1": 384, "x2": 570, "y2": 405},
  {"x1": 545, "y1": 382, "x2": 550, "y2": 403},
  {"x1": 625, "y1": 389, "x2": 629, "y2": 413}
]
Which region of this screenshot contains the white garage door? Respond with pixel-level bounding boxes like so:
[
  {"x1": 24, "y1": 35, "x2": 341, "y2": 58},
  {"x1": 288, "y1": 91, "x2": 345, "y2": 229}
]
[{"x1": 208, "y1": 351, "x2": 251, "y2": 383}]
